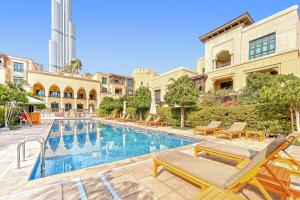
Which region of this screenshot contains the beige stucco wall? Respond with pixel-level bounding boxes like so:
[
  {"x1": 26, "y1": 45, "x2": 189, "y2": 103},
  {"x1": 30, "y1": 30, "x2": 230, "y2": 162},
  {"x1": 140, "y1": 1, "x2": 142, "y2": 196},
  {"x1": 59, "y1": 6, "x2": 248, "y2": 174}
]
[
  {"x1": 203, "y1": 5, "x2": 299, "y2": 74},
  {"x1": 205, "y1": 50, "x2": 300, "y2": 92},
  {"x1": 196, "y1": 57, "x2": 205, "y2": 74},
  {"x1": 27, "y1": 71, "x2": 101, "y2": 109},
  {"x1": 202, "y1": 5, "x2": 300, "y2": 92},
  {"x1": 133, "y1": 68, "x2": 158, "y2": 90},
  {"x1": 150, "y1": 67, "x2": 198, "y2": 101},
  {"x1": 0, "y1": 67, "x2": 6, "y2": 84}
]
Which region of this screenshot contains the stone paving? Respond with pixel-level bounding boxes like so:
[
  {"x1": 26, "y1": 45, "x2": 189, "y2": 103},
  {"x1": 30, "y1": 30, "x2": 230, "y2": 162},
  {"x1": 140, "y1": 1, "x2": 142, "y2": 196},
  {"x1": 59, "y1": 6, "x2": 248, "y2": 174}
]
[{"x1": 0, "y1": 119, "x2": 299, "y2": 199}]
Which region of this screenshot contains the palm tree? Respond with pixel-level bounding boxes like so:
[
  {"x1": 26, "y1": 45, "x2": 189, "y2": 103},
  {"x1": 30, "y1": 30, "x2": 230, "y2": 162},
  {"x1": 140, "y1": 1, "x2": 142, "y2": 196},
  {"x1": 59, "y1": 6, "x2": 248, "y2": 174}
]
[{"x1": 64, "y1": 59, "x2": 82, "y2": 74}]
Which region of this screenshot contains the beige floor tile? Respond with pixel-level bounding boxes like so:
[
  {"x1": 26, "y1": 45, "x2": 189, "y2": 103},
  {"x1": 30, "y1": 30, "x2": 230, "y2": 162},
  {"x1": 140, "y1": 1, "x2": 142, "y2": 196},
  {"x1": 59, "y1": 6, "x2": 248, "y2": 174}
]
[
  {"x1": 139, "y1": 176, "x2": 172, "y2": 198},
  {"x1": 163, "y1": 176, "x2": 187, "y2": 190},
  {"x1": 123, "y1": 188, "x2": 158, "y2": 200},
  {"x1": 160, "y1": 192, "x2": 186, "y2": 200},
  {"x1": 176, "y1": 184, "x2": 200, "y2": 199},
  {"x1": 105, "y1": 168, "x2": 130, "y2": 180}
]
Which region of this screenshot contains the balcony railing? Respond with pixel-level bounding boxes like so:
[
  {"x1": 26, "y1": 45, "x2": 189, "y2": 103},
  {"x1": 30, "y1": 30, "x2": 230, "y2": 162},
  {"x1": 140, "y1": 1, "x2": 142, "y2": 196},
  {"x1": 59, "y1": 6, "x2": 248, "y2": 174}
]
[{"x1": 216, "y1": 61, "x2": 231, "y2": 69}]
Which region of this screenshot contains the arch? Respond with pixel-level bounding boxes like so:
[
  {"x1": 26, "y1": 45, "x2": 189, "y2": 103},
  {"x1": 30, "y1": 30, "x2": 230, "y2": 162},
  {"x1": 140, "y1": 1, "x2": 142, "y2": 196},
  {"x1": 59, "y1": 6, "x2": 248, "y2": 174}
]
[
  {"x1": 77, "y1": 87, "x2": 86, "y2": 99},
  {"x1": 64, "y1": 86, "x2": 74, "y2": 98},
  {"x1": 216, "y1": 50, "x2": 231, "y2": 68},
  {"x1": 32, "y1": 82, "x2": 45, "y2": 97},
  {"x1": 49, "y1": 84, "x2": 61, "y2": 97},
  {"x1": 89, "y1": 89, "x2": 97, "y2": 100}
]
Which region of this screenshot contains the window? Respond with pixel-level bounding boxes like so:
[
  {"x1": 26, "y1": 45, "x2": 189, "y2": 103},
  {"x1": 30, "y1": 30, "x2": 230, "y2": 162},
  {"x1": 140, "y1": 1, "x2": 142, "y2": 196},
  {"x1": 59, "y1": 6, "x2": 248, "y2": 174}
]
[
  {"x1": 36, "y1": 89, "x2": 45, "y2": 97},
  {"x1": 127, "y1": 79, "x2": 133, "y2": 87},
  {"x1": 249, "y1": 33, "x2": 275, "y2": 60},
  {"x1": 220, "y1": 81, "x2": 233, "y2": 90},
  {"x1": 77, "y1": 93, "x2": 85, "y2": 99},
  {"x1": 77, "y1": 103, "x2": 83, "y2": 109},
  {"x1": 64, "y1": 92, "x2": 73, "y2": 98},
  {"x1": 154, "y1": 90, "x2": 161, "y2": 104},
  {"x1": 14, "y1": 76, "x2": 23, "y2": 83},
  {"x1": 102, "y1": 77, "x2": 107, "y2": 84},
  {"x1": 65, "y1": 103, "x2": 72, "y2": 111},
  {"x1": 89, "y1": 94, "x2": 94, "y2": 100},
  {"x1": 14, "y1": 62, "x2": 24, "y2": 72},
  {"x1": 101, "y1": 87, "x2": 107, "y2": 93},
  {"x1": 50, "y1": 91, "x2": 60, "y2": 97},
  {"x1": 51, "y1": 102, "x2": 59, "y2": 110},
  {"x1": 115, "y1": 88, "x2": 122, "y2": 95}
]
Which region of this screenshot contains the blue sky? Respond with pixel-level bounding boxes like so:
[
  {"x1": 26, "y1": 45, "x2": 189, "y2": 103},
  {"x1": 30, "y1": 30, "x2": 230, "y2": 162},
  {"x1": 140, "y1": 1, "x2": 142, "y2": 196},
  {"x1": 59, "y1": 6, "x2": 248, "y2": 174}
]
[{"x1": 0, "y1": 0, "x2": 299, "y2": 76}]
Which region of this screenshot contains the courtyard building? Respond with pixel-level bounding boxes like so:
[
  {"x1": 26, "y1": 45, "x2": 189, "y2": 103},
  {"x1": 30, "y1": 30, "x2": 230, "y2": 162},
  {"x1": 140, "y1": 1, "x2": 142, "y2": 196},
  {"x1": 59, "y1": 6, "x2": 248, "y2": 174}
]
[
  {"x1": 198, "y1": 5, "x2": 300, "y2": 92},
  {"x1": 133, "y1": 67, "x2": 198, "y2": 104},
  {"x1": 0, "y1": 53, "x2": 134, "y2": 112}
]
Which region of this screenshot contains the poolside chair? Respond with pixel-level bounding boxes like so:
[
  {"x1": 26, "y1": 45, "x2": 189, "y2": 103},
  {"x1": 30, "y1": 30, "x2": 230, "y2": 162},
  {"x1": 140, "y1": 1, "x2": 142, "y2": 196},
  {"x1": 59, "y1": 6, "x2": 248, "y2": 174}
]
[
  {"x1": 119, "y1": 114, "x2": 132, "y2": 122},
  {"x1": 194, "y1": 132, "x2": 300, "y2": 176},
  {"x1": 135, "y1": 115, "x2": 152, "y2": 125},
  {"x1": 117, "y1": 114, "x2": 127, "y2": 121},
  {"x1": 145, "y1": 116, "x2": 161, "y2": 126},
  {"x1": 215, "y1": 122, "x2": 247, "y2": 140},
  {"x1": 153, "y1": 135, "x2": 293, "y2": 200},
  {"x1": 193, "y1": 121, "x2": 222, "y2": 136},
  {"x1": 105, "y1": 113, "x2": 116, "y2": 120}
]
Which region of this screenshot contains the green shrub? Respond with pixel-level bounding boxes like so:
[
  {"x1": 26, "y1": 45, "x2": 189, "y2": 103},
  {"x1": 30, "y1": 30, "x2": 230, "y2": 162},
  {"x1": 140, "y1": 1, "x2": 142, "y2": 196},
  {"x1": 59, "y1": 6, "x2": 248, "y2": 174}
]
[
  {"x1": 126, "y1": 107, "x2": 139, "y2": 120},
  {"x1": 0, "y1": 107, "x2": 4, "y2": 128},
  {"x1": 185, "y1": 103, "x2": 291, "y2": 135}
]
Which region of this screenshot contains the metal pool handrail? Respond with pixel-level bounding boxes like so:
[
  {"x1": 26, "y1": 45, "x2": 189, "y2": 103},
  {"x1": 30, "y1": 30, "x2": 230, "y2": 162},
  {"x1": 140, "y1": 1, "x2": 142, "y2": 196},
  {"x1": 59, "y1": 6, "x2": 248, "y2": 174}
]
[{"x1": 17, "y1": 137, "x2": 45, "y2": 177}]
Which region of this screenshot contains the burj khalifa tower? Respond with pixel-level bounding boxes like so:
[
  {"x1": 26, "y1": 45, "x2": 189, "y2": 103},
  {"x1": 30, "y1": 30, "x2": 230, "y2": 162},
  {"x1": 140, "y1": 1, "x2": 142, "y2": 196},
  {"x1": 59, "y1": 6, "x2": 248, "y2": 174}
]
[{"x1": 49, "y1": 0, "x2": 76, "y2": 72}]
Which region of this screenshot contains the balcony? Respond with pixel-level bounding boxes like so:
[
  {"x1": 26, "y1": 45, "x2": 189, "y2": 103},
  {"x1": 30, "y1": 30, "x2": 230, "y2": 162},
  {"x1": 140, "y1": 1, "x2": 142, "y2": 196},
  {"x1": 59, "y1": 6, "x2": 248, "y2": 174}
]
[{"x1": 216, "y1": 61, "x2": 231, "y2": 69}]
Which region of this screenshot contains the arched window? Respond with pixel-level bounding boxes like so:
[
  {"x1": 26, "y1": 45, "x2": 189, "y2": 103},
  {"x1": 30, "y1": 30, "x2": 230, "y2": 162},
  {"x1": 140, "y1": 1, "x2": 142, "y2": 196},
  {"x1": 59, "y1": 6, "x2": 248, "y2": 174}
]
[{"x1": 216, "y1": 50, "x2": 231, "y2": 69}]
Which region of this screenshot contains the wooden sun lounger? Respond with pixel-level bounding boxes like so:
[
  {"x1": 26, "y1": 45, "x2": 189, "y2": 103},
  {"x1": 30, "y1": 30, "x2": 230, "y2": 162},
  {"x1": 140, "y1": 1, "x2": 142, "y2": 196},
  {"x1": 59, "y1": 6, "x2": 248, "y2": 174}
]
[
  {"x1": 216, "y1": 122, "x2": 247, "y2": 140},
  {"x1": 193, "y1": 121, "x2": 222, "y2": 136},
  {"x1": 154, "y1": 135, "x2": 295, "y2": 200},
  {"x1": 146, "y1": 116, "x2": 161, "y2": 126},
  {"x1": 135, "y1": 115, "x2": 152, "y2": 125},
  {"x1": 105, "y1": 113, "x2": 116, "y2": 120},
  {"x1": 194, "y1": 132, "x2": 300, "y2": 176}
]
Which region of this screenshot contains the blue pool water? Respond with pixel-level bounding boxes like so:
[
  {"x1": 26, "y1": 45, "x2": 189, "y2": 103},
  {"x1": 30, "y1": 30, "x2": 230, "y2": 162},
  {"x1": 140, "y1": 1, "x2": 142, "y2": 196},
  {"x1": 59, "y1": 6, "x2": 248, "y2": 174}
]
[{"x1": 30, "y1": 120, "x2": 197, "y2": 180}]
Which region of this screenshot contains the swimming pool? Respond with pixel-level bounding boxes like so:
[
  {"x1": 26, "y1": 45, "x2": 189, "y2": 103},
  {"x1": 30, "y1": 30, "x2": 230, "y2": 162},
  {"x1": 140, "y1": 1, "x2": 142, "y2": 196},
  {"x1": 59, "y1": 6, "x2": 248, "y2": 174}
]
[{"x1": 30, "y1": 120, "x2": 198, "y2": 180}]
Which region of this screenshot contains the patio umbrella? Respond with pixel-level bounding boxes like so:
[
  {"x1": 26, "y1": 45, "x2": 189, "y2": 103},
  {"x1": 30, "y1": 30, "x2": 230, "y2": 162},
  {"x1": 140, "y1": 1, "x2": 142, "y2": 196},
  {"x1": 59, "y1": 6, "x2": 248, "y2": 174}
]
[
  {"x1": 26, "y1": 96, "x2": 45, "y2": 104},
  {"x1": 123, "y1": 100, "x2": 127, "y2": 116},
  {"x1": 149, "y1": 94, "x2": 157, "y2": 115}
]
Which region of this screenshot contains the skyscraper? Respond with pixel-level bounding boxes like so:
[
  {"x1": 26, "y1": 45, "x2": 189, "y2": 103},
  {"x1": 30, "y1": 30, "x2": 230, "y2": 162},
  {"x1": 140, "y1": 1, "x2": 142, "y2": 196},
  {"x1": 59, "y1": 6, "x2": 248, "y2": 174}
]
[{"x1": 49, "y1": 0, "x2": 76, "y2": 72}]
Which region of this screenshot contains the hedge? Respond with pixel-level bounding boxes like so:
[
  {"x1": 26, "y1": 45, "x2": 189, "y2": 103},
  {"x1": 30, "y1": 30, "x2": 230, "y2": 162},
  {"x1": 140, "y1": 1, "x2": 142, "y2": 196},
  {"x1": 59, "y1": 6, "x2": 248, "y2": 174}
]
[
  {"x1": 158, "y1": 103, "x2": 291, "y2": 135},
  {"x1": 0, "y1": 107, "x2": 4, "y2": 128}
]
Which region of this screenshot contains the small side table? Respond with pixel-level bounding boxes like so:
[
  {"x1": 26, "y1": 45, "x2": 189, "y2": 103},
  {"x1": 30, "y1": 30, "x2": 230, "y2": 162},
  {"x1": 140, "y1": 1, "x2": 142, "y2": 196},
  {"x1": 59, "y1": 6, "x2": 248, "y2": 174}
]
[
  {"x1": 158, "y1": 122, "x2": 168, "y2": 127},
  {"x1": 246, "y1": 130, "x2": 266, "y2": 141}
]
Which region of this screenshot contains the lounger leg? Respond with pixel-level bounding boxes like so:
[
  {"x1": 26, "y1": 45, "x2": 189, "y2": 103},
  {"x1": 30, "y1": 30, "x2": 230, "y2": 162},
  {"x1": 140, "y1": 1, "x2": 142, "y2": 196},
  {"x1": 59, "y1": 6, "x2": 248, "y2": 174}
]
[
  {"x1": 153, "y1": 160, "x2": 159, "y2": 177},
  {"x1": 194, "y1": 147, "x2": 198, "y2": 157},
  {"x1": 250, "y1": 178, "x2": 273, "y2": 200}
]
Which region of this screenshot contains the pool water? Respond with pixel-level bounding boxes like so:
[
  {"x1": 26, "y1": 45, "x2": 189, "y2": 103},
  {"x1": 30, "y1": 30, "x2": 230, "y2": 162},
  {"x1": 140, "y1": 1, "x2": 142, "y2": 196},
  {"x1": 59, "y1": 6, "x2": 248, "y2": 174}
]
[{"x1": 30, "y1": 120, "x2": 197, "y2": 179}]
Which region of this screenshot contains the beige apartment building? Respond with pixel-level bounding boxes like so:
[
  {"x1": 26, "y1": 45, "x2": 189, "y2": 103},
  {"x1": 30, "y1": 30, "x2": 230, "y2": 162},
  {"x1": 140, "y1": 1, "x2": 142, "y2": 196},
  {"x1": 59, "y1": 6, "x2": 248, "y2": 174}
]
[
  {"x1": 0, "y1": 54, "x2": 134, "y2": 112},
  {"x1": 133, "y1": 67, "x2": 198, "y2": 103},
  {"x1": 198, "y1": 5, "x2": 300, "y2": 92}
]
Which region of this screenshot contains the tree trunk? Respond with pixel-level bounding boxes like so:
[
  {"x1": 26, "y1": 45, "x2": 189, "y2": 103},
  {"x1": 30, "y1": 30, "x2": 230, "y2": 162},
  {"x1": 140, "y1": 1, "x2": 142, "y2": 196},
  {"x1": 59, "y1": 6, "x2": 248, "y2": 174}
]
[
  {"x1": 296, "y1": 109, "x2": 300, "y2": 133},
  {"x1": 139, "y1": 111, "x2": 143, "y2": 121},
  {"x1": 290, "y1": 105, "x2": 294, "y2": 132},
  {"x1": 180, "y1": 107, "x2": 185, "y2": 127}
]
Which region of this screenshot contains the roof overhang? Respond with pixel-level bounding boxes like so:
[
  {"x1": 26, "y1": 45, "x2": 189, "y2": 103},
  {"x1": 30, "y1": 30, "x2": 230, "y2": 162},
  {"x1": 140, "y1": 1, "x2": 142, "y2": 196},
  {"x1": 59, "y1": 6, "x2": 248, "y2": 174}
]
[{"x1": 199, "y1": 12, "x2": 254, "y2": 43}]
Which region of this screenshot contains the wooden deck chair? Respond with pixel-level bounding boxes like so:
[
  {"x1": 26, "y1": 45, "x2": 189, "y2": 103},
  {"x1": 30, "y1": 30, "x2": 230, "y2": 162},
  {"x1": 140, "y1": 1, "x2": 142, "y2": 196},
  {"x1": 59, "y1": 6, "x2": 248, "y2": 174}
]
[
  {"x1": 192, "y1": 186, "x2": 245, "y2": 200},
  {"x1": 117, "y1": 114, "x2": 128, "y2": 121},
  {"x1": 146, "y1": 116, "x2": 161, "y2": 126},
  {"x1": 153, "y1": 135, "x2": 293, "y2": 200},
  {"x1": 123, "y1": 114, "x2": 133, "y2": 122},
  {"x1": 193, "y1": 121, "x2": 222, "y2": 136},
  {"x1": 216, "y1": 122, "x2": 247, "y2": 140},
  {"x1": 104, "y1": 113, "x2": 115, "y2": 120},
  {"x1": 135, "y1": 115, "x2": 152, "y2": 125},
  {"x1": 194, "y1": 132, "x2": 300, "y2": 176}
]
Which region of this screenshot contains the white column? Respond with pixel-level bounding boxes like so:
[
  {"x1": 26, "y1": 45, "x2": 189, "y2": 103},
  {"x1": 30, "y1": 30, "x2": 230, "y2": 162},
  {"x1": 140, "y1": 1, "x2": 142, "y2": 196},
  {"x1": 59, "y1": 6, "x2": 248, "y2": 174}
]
[
  {"x1": 60, "y1": 97, "x2": 63, "y2": 109},
  {"x1": 230, "y1": 54, "x2": 234, "y2": 65},
  {"x1": 86, "y1": 98, "x2": 89, "y2": 109}
]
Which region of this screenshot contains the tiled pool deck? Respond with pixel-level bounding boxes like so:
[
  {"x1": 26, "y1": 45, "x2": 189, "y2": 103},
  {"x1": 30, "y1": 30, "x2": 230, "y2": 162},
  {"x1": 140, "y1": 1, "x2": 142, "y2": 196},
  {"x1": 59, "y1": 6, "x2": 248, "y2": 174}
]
[{"x1": 0, "y1": 119, "x2": 299, "y2": 199}]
